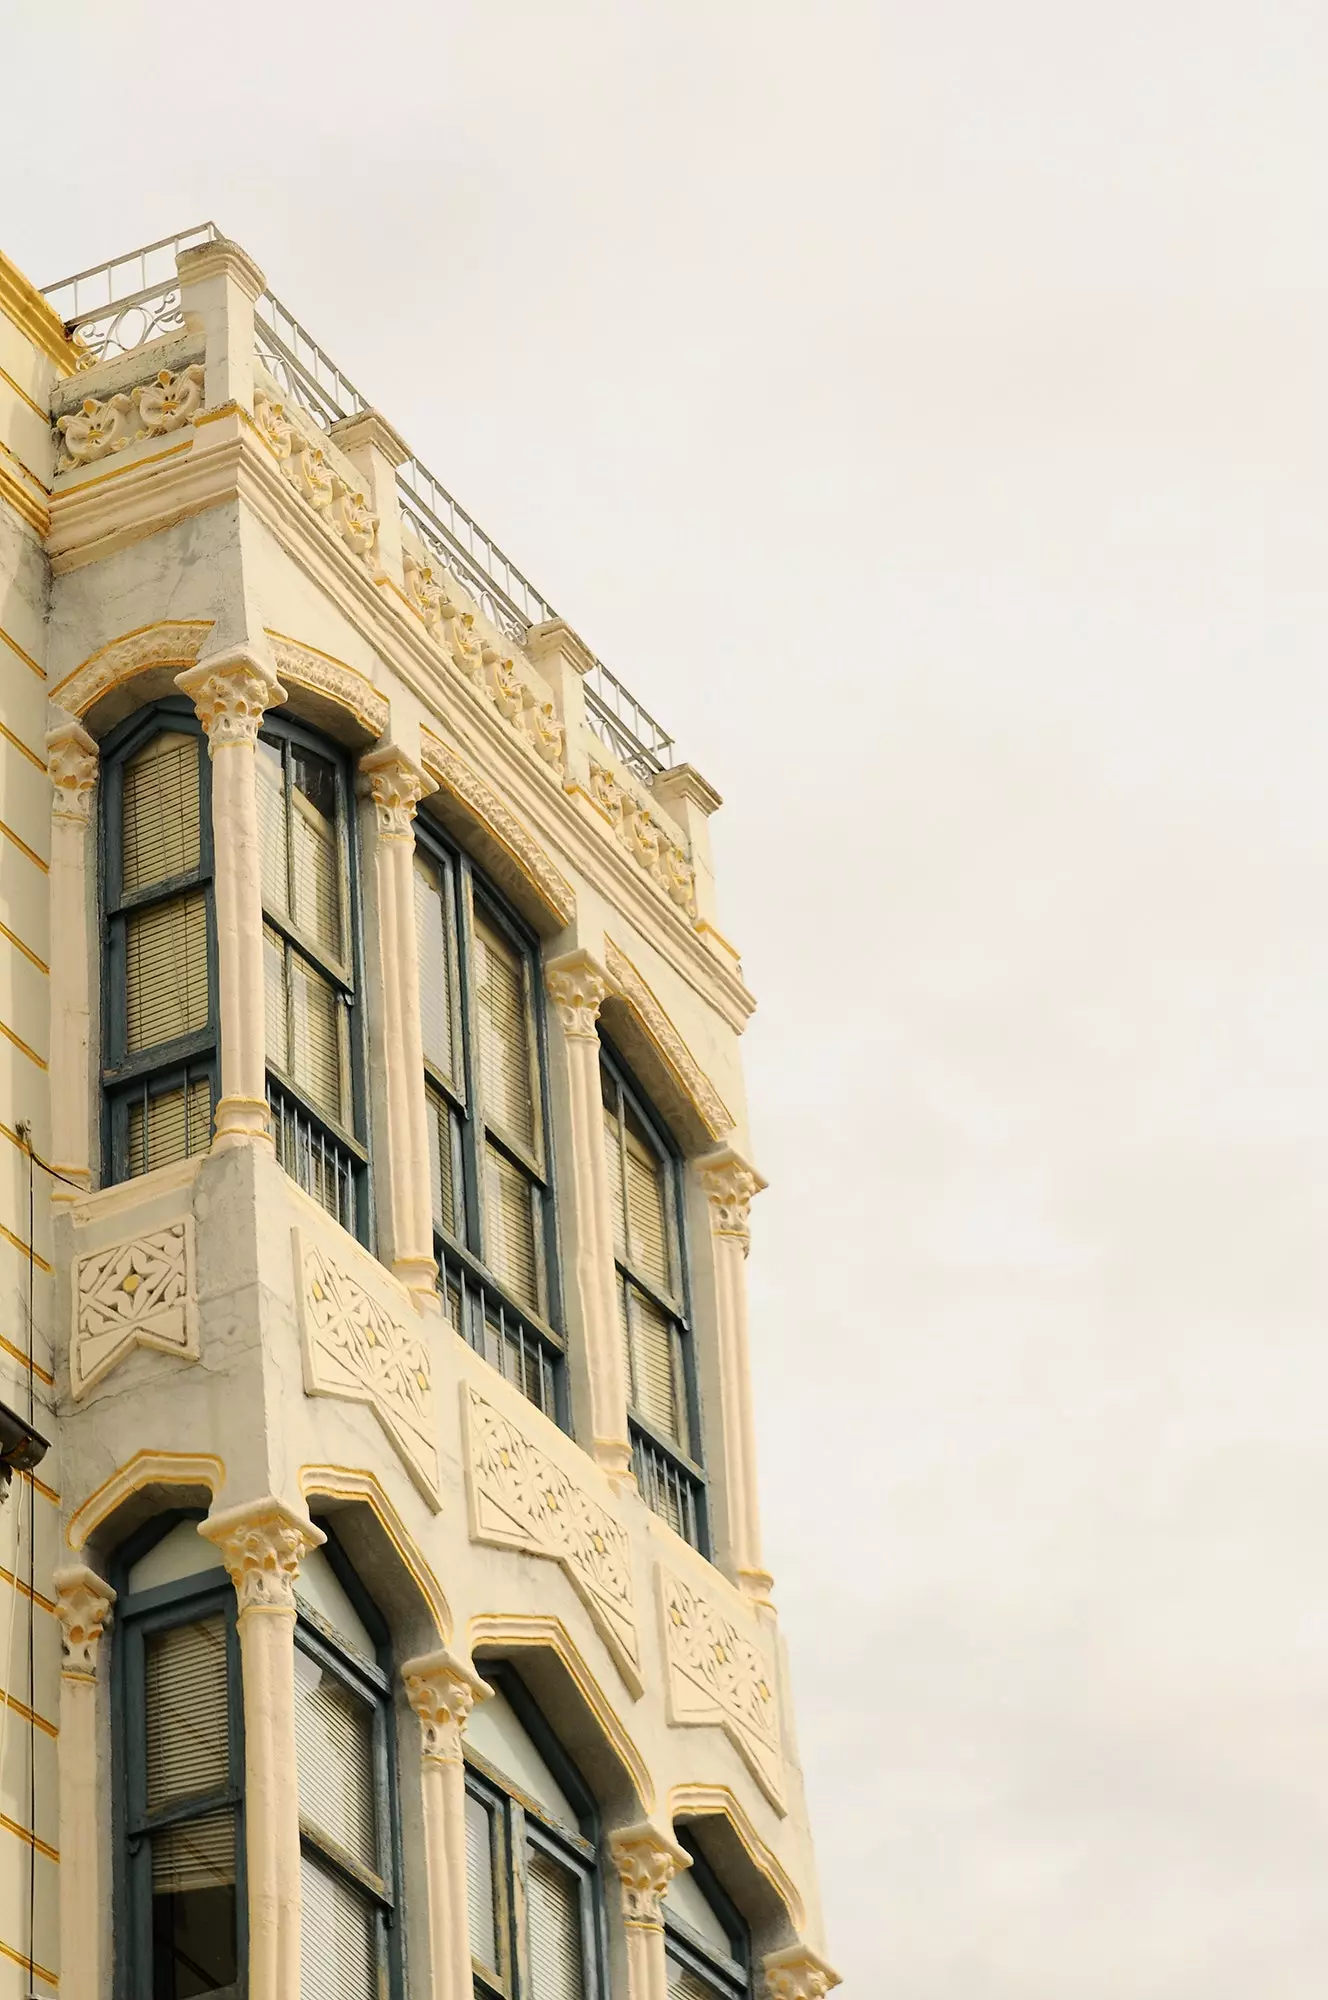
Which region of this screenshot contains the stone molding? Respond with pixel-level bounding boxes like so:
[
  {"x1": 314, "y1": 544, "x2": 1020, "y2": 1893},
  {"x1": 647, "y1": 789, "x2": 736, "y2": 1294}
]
[
  {"x1": 53, "y1": 1565, "x2": 116, "y2": 1679},
  {"x1": 264, "y1": 630, "x2": 390, "y2": 738},
  {"x1": 176, "y1": 646, "x2": 287, "y2": 750},
  {"x1": 762, "y1": 1946, "x2": 841, "y2": 2000},
  {"x1": 658, "y1": 1565, "x2": 784, "y2": 1812},
  {"x1": 609, "y1": 1823, "x2": 691, "y2": 1929},
  {"x1": 71, "y1": 1218, "x2": 198, "y2": 1398},
  {"x1": 420, "y1": 727, "x2": 576, "y2": 928},
  {"x1": 463, "y1": 1387, "x2": 641, "y2": 1692},
  {"x1": 699, "y1": 1145, "x2": 767, "y2": 1255},
  {"x1": 402, "y1": 1648, "x2": 493, "y2": 1763},
  {"x1": 360, "y1": 743, "x2": 436, "y2": 841},
  {"x1": 46, "y1": 717, "x2": 98, "y2": 822},
  {"x1": 545, "y1": 949, "x2": 609, "y2": 1041},
  {"x1": 50, "y1": 618, "x2": 216, "y2": 719},
  {"x1": 200, "y1": 1496, "x2": 325, "y2": 1614},
  {"x1": 404, "y1": 553, "x2": 565, "y2": 778},
  {"x1": 254, "y1": 392, "x2": 381, "y2": 571},
  {"x1": 55, "y1": 363, "x2": 206, "y2": 470},
  {"x1": 603, "y1": 938, "x2": 733, "y2": 1144}
]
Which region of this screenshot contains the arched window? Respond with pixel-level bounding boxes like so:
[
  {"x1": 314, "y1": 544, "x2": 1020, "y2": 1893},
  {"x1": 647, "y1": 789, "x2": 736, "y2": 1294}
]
[
  {"x1": 101, "y1": 703, "x2": 217, "y2": 1183},
  {"x1": 257, "y1": 717, "x2": 368, "y2": 1237},
  {"x1": 464, "y1": 1667, "x2": 604, "y2": 1999},
  {"x1": 413, "y1": 821, "x2": 563, "y2": 1421},
  {"x1": 600, "y1": 1043, "x2": 706, "y2": 1550},
  {"x1": 664, "y1": 1837, "x2": 752, "y2": 2000}
]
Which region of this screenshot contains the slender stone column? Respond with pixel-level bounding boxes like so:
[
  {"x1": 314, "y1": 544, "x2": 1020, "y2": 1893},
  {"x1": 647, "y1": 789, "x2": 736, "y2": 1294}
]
[
  {"x1": 403, "y1": 1649, "x2": 493, "y2": 2000},
  {"x1": 762, "y1": 1944, "x2": 842, "y2": 2000},
  {"x1": 54, "y1": 1566, "x2": 116, "y2": 2000},
  {"x1": 200, "y1": 1498, "x2": 324, "y2": 2000},
  {"x1": 359, "y1": 746, "x2": 438, "y2": 1301},
  {"x1": 176, "y1": 649, "x2": 287, "y2": 1150},
  {"x1": 699, "y1": 1146, "x2": 772, "y2": 1599},
  {"x1": 545, "y1": 950, "x2": 632, "y2": 1484},
  {"x1": 609, "y1": 1823, "x2": 691, "y2": 2000},
  {"x1": 45, "y1": 721, "x2": 98, "y2": 1202}
]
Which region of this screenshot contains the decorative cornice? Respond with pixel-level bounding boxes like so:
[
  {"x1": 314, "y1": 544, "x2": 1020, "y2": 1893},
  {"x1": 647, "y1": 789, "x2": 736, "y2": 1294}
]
[
  {"x1": 402, "y1": 1647, "x2": 493, "y2": 1763},
  {"x1": 263, "y1": 630, "x2": 389, "y2": 737},
  {"x1": 359, "y1": 744, "x2": 437, "y2": 841},
  {"x1": 698, "y1": 1145, "x2": 767, "y2": 1254},
  {"x1": 46, "y1": 718, "x2": 98, "y2": 823},
  {"x1": 545, "y1": 949, "x2": 609, "y2": 1040},
  {"x1": 420, "y1": 727, "x2": 575, "y2": 929},
  {"x1": 0, "y1": 248, "x2": 80, "y2": 375},
  {"x1": 50, "y1": 618, "x2": 215, "y2": 719},
  {"x1": 762, "y1": 1945, "x2": 841, "y2": 2000},
  {"x1": 603, "y1": 938, "x2": 732, "y2": 1144},
  {"x1": 651, "y1": 762, "x2": 722, "y2": 818},
  {"x1": 176, "y1": 646, "x2": 287, "y2": 750},
  {"x1": 199, "y1": 1496, "x2": 325, "y2": 1613},
  {"x1": 53, "y1": 1565, "x2": 116, "y2": 1678},
  {"x1": 609, "y1": 1823, "x2": 691, "y2": 1929}
]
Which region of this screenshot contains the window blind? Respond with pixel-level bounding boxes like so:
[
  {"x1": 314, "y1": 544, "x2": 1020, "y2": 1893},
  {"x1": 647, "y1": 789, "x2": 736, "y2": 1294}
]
[
  {"x1": 151, "y1": 1808, "x2": 235, "y2": 1897},
  {"x1": 602, "y1": 1105, "x2": 627, "y2": 1261},
  {"x1": 413, "y1": 852, "x2": 455, "y2": 1081},
  {"x1": 145, "y1": 1615, "x2": 229, "y2": 1810},
  {"x1": 475, "y1": 915, "x2": 535, "y2": 1153},
  {"x1": 288, "y1": 952, "x2": 346, "y2": 1125},
  {"x1": 125, "y1": 891, "x2": 209, "y2": 1052},
  {"x1": 290, "y1": 752, "x2": 342, "y2": 959},
  {"x1": 484, "y1": 1145, "x2": 540, "y2": 1314},
  {"x1": 294, "y1": 1652, "x2": 377, "y2": 1871},
  {"x1": 525, "y1": 1845, "x2": 586, "y2": 2000},
  {"x1": 122, "y1": 732, "x2": 200, "y2": 893},
  {"x1": 128, "y1": 1076, "x2": 212, "y2": 1177},
  {"x1": 264, "y1": 923, "x2": 287, "y2": 1071},
  {"x1": 427, "y1": 1083, "x2": 457, "y2": 1239},
  {"x1": 256, "y1": 739, "x2": 288, "y2": 919},
  {"x1": 299, "y1": 1851, "x2": 377, "y2": 2000},
  {"x1": 624, "y1": 1106, "x2": 671, "y2": 1293},
  {"x1": 667, "y1": 1957, "x2": 722, "y2": 2000},
  {"x1": 626, "y1": 1286, "x2": 684, "y2": 1446},
  {"x1": 464, "y1": 1790, "x2": 498, "y2": 1972}
]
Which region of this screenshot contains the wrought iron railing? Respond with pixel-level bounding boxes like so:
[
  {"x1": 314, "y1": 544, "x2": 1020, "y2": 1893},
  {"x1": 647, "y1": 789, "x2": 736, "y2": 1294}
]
[
  {"x1": 42, "y1": 225, "x2": 677, "y2": 777},
  {"x1": 437, "y1": 1242, "x2": 561, "y2": 1423},
  {"x1": 631, "y1": 1425, "x2": 706, "y2": 1550},
  {"x1": 267, "y1": 1079, "x2": 358, "y2": 1237}
]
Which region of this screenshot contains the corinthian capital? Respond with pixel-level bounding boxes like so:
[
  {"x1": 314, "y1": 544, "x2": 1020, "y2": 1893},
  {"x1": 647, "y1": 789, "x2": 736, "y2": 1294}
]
[
  {"x1": 763, "y1": 1945, "x2": 841, "y2": 2000},
  {"x1": 545, "y1": 949, "x2": 609, "y2": 1041},
  {"x1": 54, "y1": 1565, "x2": 116, "y2": 1678},
  {"x1": 199, "y1": 1496, "x2": 324, "y2": 1613},
  {"x1": 176, "y1": 646, "x2": 287, "y2": 752},
  {"x1": 699, "y1": 1145, "x2": 767, "y2": 1253},
  {"x1": 46, "y1": 718, "x2": 99, "y2": 823},
  {"x1": 359, "y1": 744, "x2": 436, "y2": 841},
  {"x1": 609, "y1": 1823, "x2": 691, "y2": 1928},
  {"x1": 402, "y1": 1648, "x2": 492, "y2": 1762}
]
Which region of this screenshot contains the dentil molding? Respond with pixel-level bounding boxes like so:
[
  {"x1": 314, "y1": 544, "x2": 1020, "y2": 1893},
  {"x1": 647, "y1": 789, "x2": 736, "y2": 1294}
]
[
  {"x1": 71, "y1": 1219, "x2": 199, "y2": 1399},
  {"x1": 658, "y1": 1565, "x2": 785, "y2": 1812}
]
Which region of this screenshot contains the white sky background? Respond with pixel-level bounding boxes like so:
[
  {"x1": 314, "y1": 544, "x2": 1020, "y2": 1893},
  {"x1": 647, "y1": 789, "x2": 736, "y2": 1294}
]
[{"x1": 6, "y1": 1, "x2": 1328, "y2": 1987}]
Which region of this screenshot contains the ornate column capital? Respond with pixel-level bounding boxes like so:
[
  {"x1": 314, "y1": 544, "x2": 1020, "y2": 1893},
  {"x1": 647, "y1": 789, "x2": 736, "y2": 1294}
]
[
  {"x1": 176, "y1": 646, "x2": 287, "y2": 752},
  {"x1": 402, "y1": 1648, "x2": 493, "y2": 1762},
  {"x1": 359, "y1": 744, "x2": 437, "y2": 841},
  {"x1": 54, "y1": 1564, "x2": 116, "y2": 1679},
  {"x1": 545, "y1": 949, "x2": 609, "y2": 1041},
  {"x1": 699, "y1": 1145, "x2": 768, "y2": 1254},
  {"x1": 199, "y1": 1497, "x2": 325, "y2": 1614},
  {"x1": 47, "y1": 718, "x2": 99, "y2": 823},
  {"x1": 762, "y1": 1945, "x2": 841, "y2": 2000},
  {"x1": 609, "y1": 1823, "x2": 692, "y2": 1929}
]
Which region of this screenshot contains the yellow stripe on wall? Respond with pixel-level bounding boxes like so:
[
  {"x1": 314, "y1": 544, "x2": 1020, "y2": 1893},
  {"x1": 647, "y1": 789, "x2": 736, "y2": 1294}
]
[
  {"x1": 0, "y1": 1934, "x2": 57, "y2": 1986},
  {"x1": 0, "y1": 624, "x2": 44, "y2": 679}
]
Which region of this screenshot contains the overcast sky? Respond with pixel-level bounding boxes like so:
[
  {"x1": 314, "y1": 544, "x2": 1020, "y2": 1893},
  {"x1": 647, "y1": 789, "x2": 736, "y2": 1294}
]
[{"x1": 7, "y1": 2, "x2": 1328, "y2": 1989}]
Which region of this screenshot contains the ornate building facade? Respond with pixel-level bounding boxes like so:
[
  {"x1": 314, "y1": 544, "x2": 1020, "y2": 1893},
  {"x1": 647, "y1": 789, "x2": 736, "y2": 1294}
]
[{"x1": 0, "y1": 224, "x2": 835, "y2": 2000}]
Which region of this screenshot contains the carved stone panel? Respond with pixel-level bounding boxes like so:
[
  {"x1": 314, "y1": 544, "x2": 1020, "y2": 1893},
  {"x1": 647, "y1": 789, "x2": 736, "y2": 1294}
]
[
  {"x1": 294, "y1": 1229, "x2": 439, "y2": 1505},
  {"x1": 463, "y1": 1387, "x2": 641, "y2": 1693},
  {"x1": 658, "y1": 1565, "x2": 785, "y2": 1812},
  {"x1": 72, "y1": 1220, "x2": 198, "y2": 1398}
]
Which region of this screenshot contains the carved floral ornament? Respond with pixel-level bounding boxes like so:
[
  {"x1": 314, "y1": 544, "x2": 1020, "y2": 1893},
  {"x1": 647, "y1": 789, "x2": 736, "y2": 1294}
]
[
  {"x1": 545, "y1": 953, "x2": 609, "y2": 1040},
  {"x1": 254, "y1": 394, "x2": 380, "y2": 570},
  {"x1": 403, "y1": 1648, "x2": 493, "y2": 1762},
  {"x1": 200, "y1": 1498, "x2": 326, "y2": 1614},
  {"x1": 659, "y1": 1566, "x2": 785, "y2": 1812},
  {"x1": 360, "y1": 745, "x2": 436, "y2": 841},
  {"x1": 762, "y1": 1946, "x2": 842, "y2": 2000},
  {"x1": 609, "y1": 1824, "x2": 692, "y2": 1928},
  {"x1": 54, "y1": 1566, "x2": 116, "y2": 1678},
  {"x1": 699, "y1": 1148, "x2": 768, "y2": 1254},
  {"x1": 419, "y1": 728, "x2": 576, "y2": 930},
  {"x1": 71, "y1": 1219, "x2": 199, "y2": 1398},
  {"x1": 404, "y1": 552, "x2": 566, "y2": 780},
  {"x1": 176, "y1": 651, "x2": 288, "y2": 751},
  {"x1": 55, "y1": 363, "x2": 206, "y2": 468},
  {"x1": 589, "y1": 760, "x2": 697, "y2": 919},
  {"x1": 47, "y1": 718, "x2": 99, "y2": 822}
]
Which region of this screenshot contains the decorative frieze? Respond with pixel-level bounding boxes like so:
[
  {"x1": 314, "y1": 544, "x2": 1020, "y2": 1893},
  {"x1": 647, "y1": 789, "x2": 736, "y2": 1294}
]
[
  {"x1": 54, "y1": 1566, "x2": 116, "y2": 1678},
  {"x1": 419, "y1": 729, "x2": 576, "y2": 928},
  {"x1": 658, "y1": 1566, "x2": 784, "y2": 1811},
  {"x1": 51, "y1": 618, "x2": 215, "y2": 719},
  {"x1": 294, "y1": 1230, "x2": 440, "y2": 1503},
  {"x1": 464, "y1": 1388, "x2": 640, "y2": 1690},
  {"x1": 55, "y1": 363, "x2": 206, "y2": 468},
  {"x1": 602, "y1": 938, "x2": 733, "y2": 1144},
  {"x1": 590, "y1": 760, "x2": 697, "y2": 918},
  {"x1": 254, "y1": 394, "x2": 381, "y2": 571},
  {"x1": 264, "y1": 631, "x2": 390, "y2": 738},
  {"x1": 71, "y1": 1220, "x2": 198, "y2": 1399},
  {"x1": 404, "y1": 552, "x2": 566, "y2": 779}
]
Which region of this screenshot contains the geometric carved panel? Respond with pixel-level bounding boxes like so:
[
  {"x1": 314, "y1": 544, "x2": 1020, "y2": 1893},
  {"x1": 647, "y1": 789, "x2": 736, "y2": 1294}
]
[
  {"x1": 464, "y1": 1387, "x2": 641, "y2": 1693},
  {"x1": 293, "y1": 1228, "x2": 439, "y2": 1506},
  {"x1": 658, "y1": 1564, "x2": 785, "y2": 1812},
  {"x1": 72, "y1": 1220, "x2": 198, "y2": 1399}
]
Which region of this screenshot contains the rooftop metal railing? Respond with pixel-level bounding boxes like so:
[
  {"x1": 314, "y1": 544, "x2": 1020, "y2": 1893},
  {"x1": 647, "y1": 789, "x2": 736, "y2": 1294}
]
[{"x1": 43, "y1": 224, "x2": 677, "y2": 777}]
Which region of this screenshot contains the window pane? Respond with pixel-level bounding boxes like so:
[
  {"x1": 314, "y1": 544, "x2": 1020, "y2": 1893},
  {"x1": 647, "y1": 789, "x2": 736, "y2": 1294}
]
[
  {"x1": 256, "y1": 737, "x2": 288, "y2": 919},
  {"x1": 464, "y1": 1790, "x2": 498, "y2": 1973},
  {"x1": 288, "y1": 952, "x2": 346, "y2": 1126},
  {"x1": 414, "y1": 851, "x2": 456, "y2": 1083},
  {"x1": 128, "y1": 1077, "x2": 212, "y2": 1178},
  {"x1": 145, "y1": 1616, "x2": 229, "y2": 1810},
  {"x1": 122, "y1": 732, "x2": 200, "y2": 894},
  {"x1": 602, "y1": 1102, "x2": 627, "y2": 1261},
  {"x1": 526, "y1": 1844, "x2": 586, "y2": 2000},
  {"x1": 667, "y1": 1958, "x2": 721, "y2": 2000},
  {"x1": 474, "y1": 914, "x2": 535, "y2": 1153},
  {"x1": 484, "y1": 1144, "x2": 540, "y2": 1314},
  {"x1": 624, "y1": 1104, "x2": 671, "y2": 1293},
  {"x1": 151, "y1": 1810, "x2": 237, "y2": 1999},
  {"x1": 299, "y1": 1851, "x2": 376, "y2": 2000},
  {"x1": 264, "y1": 923, "x2": 287, "y2": 1073},
  {"x1": 427, "y1": 1083, "x2": 457, "y2": 1239},
  {"x1": 294, "y1": 1648, "x2": 377, "y2": 1870},
  {"x1": 290, "y1": 747, "x2": 342, "y2": 959},
  {"x1": 125, "y1": 892, "x2": 209, "y2": 1052},
  {"x1": 627, "y1": 1286, "x2": 685, "y2": 1448}
]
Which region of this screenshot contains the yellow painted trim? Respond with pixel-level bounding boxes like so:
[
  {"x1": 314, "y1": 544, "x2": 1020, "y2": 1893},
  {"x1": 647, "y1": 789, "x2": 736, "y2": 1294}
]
[
  {"x1": 0, "y1": 1932, "x2": 58, "y2": 1986},
  {"x1": 53, "y1": 437, "x2": 192, "y2": 493},
  {"x1": 602, "y1": 937, "x2": 733, "y2": 1142},
  {"x1": 0, "y1": 244, "x2": 80, "y2": 375},
  {"x1": 0, "y1": 1813, "x2": 57, "y2": 1864},
  {"x1": 0, "y1": 1327, "x2": 54, "y2": 1376},
  {"x1": 298, "y1": 1464, "x2": 451, "y2": 1642},
  {"x1": 0, "y1": 921, "x2": 48, "y2": 976},
  {"x1": 21, "y1": 1465, "x2": 58, "y2": 1506},
  {"x1": 0, "y1": 1016, "x2": 46, "y2": 1069},
  {"x1": 0, "y1": 818, "x2": 46, "y2": 873},
  {"x1": 263, "y1": 629, "x2": 391, "y2": 733},
  {"x1": 50, "y1": 617, "x2": 215, "y2": 704},
  {"x1": 0, "y1": 717, "x2": 49, "y2": 773},
  {"x1": 0, "y1": 457, "x2": 49, "y2": 537},
  {"x1": 67, "y1": 1448, "x2": 225, "y2": 1551},
  {"x1": 564, "y1": 779, "x2": 615, "y2": 825},
  {"x1": 668, "y1": 1782, "x2": 806, "y2": 1932},
  {"x1": 0, "y1": 1684, "x2": 57, "y2": 1739},
  {"x1": 0, "y1": 434, "x2": 48, "y2": 496},
  {"x1": 0, "y1": 623, "x2": 44, "y2": 679},
  {"x1": 0, "y1": 1563, "x2": 56, "y2": 1616},
  {"x1": 694, "y1": 918, "x2": 743, "y2": 963},
  {"x1": 0, "y1": 359, "x2": 47, "y2": 421}
]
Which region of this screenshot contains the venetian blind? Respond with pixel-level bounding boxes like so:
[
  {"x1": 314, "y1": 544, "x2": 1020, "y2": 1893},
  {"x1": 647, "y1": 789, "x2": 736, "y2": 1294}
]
[
  {"x1": 413, "y1": 852, "x2": 455, "y2": 1081},
  {"x1": 263, "y1": 924, "x2": 287, "y2": 1073},
  {"x1": 624, "y1": 1106, "x2": 671, "y2": 1293},
  {"x1": 125, "y1": 892, "x2": 209, "y2": 1052},
  {"x1": 151, "y1": 1807, "x2": 235, "y2": 1897},
  {"x1": 484, "y1": 1145, "x2": 540, "y2": 1313},
  {"x1": 602, "y1": 1104, "x2": 627, "y2": 1262},
  {"x1": 465, "y1": 1790, "x2": 498, "y2": 1972},
  {"x1": 627, "y1": 1287, "x2": 683, "y2": 1446},
  {"x1": 475, "y1": 915, "x2": 535, "y2": 1153},
  {"x1": 427, "y1": 1084, "x2": 457, "y2": 1239},
  {"x1": 288, "y1": 953, "x2": 346, "y2": 1126},
  {"x1": 667, "y1": 1958, "x2": 721, "y2": 2000},
  {"x1": 145, "y1": 1615, "x2": 229, "y2": 1810},
  {"x1": 128, "y1": 1077, "x2": 212, "y2": 1177},
  {"x1": 299, "y1": 1852, "x2": 376, "y2": 2000},
  {"x1": 294, "y1": 1652, "x2": 377, "y2": 1871},
  {"x1": 122, "y1": 732, "x2": 200, "y2": 893},
  {"x1": 526, "y1": 1845, "x2": 586, "y2": 2000},
  {"x1": 256, "y1": 739, "x2": 288, "y2": 918},
  {"x1": 290, "y1": 751, "x2": 342, "y2": 959}
]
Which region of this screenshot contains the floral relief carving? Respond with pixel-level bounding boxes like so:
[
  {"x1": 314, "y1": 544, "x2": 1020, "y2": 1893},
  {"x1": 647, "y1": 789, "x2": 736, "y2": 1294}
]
[
  {"x1": 609, "y1": 1826, "x2": 690, "y2": 1928},
  {"x1": 602, "y1": 938, "x2": 732, "y2": 1142},
  {"x1": 253, "y1": 395, "x2": 380, "y2": 570},
  {"x1": 545, "y1": 955, "x2": 608, "y2": 1040},
  {"x1": 464, "y1": 1388, "x2": 641, "y2": 1691},
  {"x1": 419, "y1": 729, "x2": 575, "y2": 928},
  {"x1": 177, "y1": 652, "x2": 287, "y2": 751},
  {"x1": 47, "y1": 720, "x2": 99, "y2": 823},
  {"x1": 403, "y1": 1650, "x2": 492, "y2": 1763},
  {"x1": 50, "y1": 619, "x2": 215, "y2": 720},
  {"x1": 55, "y1": 364, "x2": 206, "y2": 469},
  {"x1": 294, "y1": 1229, "x2": 440, "y2": 1503},
  {"x1": 361, "y1": 746, "x2": 433, "y2": 842},
  {"x1": 135, "y1": 365, "x2": 205, "y2": 433},
  {"x1": 54, "y1": 1567, "x2": 116, "y2": 1678},
  {"x1": 763, "y1": 1947, "x2": 842, "y2": 2000},
  {"x1": 658, "y1": 1565, "x2": 785, "y2": 1811},
  {"x1": 699, "y1": 1149, "x2": 766, "y2": 1254},
  {"x1": 72, "y1": 1220, "x2": 198, "y2": 1399},
  {"x1": 589, "y1": 762, "x2": 697, "y2": 917},
  {"x1": 264, "y1": 631, "x2": 390, "y2": 737},
  {"x1": 202, "y1": 1501, "x2": 324, "y2": 1614}
]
